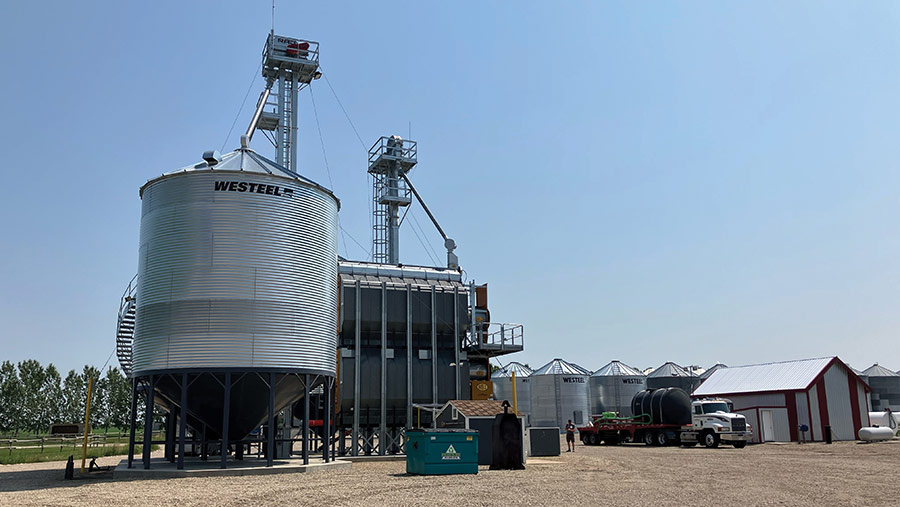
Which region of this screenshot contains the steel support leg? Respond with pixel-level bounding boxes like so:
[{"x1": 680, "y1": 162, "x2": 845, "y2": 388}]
[
  {"x1": 323, "y1": 378, "x2": 331, "y2": 462},
  {"x1": 221, "y1": 372, "x2": 230, "y2": 469},
  {"x1": 267, "y1": 372, "x2": 275, "y2": 467},
  {"x1": 165, "y1": 409, "x2": 175, "y2": 462},
  {"x1": 178, "y1": 373, "x2": 187, "y2": 470},
  {"x1": 303, "y1": 374, "x2": 310, "y2": 465},
  {"x1": 142, "y1": 375, "x2": 154, "y2": 469},
  {"x1": 201, "y1": 423, "x2": 207, "y2": 461},
  {"x1": 127, "y1": 378, "x2": 138, "y2": 468}
]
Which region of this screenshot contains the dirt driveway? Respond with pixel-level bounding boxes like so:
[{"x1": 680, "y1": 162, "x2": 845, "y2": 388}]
[{"x1": 1, "y1": 440, "x2": 897, "y2": 506}]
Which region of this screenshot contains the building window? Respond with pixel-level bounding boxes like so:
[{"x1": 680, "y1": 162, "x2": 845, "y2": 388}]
[{"x1": 451, "y1": 407, "x2": 458, "y2": 421}]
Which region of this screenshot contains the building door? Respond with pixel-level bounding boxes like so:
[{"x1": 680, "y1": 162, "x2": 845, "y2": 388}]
[{"x1": 761, "y1": 410, "x2": 775, "y2": 442}]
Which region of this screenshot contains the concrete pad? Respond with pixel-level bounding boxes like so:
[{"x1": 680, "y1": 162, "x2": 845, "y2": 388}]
[
  {"x1": 337, "y1": 455, "x2": 406, "y2": 463},
  {"x1": 113, "y1": 457, "x2": 350, "y2": 480}
]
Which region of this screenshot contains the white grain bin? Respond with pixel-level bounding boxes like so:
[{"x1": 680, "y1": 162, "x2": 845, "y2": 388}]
[
  {"x1": 530, "y1": 359, "x2": 590, "y2": 431},
  {"x1": 646, "y1": 362, "x2": 701, "y2": 393},
  {"x1": 132, "y1": 146, "x2": 339, "y2": 439},
  {"x1": 589, "y1": 361, "x2": 646, "y2": 417},
  {"x1": 492, "y1": 362, "x2": 533, "y2": 425},
  {"x1": 862, "y1": 364, "x2": 900, "y2": 412}
]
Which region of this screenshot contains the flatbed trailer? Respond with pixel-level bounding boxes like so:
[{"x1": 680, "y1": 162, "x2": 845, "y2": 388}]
[
  {"x1": 578, "y1": 418, "x2": 691, "y2": 447},
  {"x1": 578, "y1": 415, "x2": 750, "y2": 448}
]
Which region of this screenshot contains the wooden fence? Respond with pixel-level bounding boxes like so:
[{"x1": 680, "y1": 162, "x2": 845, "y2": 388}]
[{"x1": 0, "y1": 431, "x2": 163, "y2": 455}]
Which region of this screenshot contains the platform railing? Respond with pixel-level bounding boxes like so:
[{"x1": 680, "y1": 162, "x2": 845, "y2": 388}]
[
  {"x1": 368, "y1": 137, "x2": 417, "y2": 171},
  {"x1": 263, "y1": 35, "x2": 320, "y2": 65},
  {"x1": 465, "y1": 322, "x2": 524, "y2": 351}
]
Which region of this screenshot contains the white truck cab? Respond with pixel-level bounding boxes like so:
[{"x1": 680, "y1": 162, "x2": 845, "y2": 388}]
[{"x1": 689, "y1": 398, "x2": 752, "y2": 448}]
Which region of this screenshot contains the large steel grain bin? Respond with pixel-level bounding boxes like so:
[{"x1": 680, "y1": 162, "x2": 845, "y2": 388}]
[
  {"x1": 406, "y1": 429, "x2": 479, "y2": 475},
  {"x1": 132, "y1": 146, "x2": 339, "y2": 440},
  {"x1": 530, "y1": 359, "x2": 590, "y2": 431},
  {"x1": 492, "y1": 362, "x2": 533, "y2": 424},
  {"x1": 646, "y1": 362, "x2": 701, "y2": 394},
  {"x1": 589, "y1": 361, "x2": 645, "y2": 417},
  {"x1": 862, "y1": 364, "x2": 900, "y2": 412}
]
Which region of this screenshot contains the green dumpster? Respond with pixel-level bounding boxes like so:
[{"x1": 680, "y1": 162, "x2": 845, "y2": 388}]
[{"x1": 406, "y1": 429, "x2": 479, "y2": 475}]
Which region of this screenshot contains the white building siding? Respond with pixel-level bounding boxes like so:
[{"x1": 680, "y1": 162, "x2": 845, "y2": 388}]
[
  {"x1": 768, "y1": 408, "x2": 791, "y2": 442},
  {"x1": 735, "y1": 409, "x2": 759, "y2": 443},
  {"x1": 858, "y1": 383, "x2": 869, "y2": 426},
  {"x1": 808, "y1": 385, "x2": 821, "y2": 441},
  {"x1": 729, "y1": 392, "x2": 785, "y2": 410},
  {"x1": 728, "y1": 393, "x2": 786, "y2": 443},
  {"x1": 823, "y1": 365, "x2": 854, "y2": 441}
]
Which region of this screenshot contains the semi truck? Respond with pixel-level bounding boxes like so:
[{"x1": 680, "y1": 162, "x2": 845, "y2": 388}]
[{"x1": 578, "y1": 390, "x2": 752, "y2": 449}]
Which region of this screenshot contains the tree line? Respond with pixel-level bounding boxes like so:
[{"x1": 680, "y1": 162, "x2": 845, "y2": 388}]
[{"x1": 0, "y1": 360, "x2": 133, "y2": 435}]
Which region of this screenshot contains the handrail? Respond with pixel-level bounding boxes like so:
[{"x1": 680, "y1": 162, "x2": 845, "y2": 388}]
[
  {"x1": 466, "y1": 322, "x2": 524, "y2": 350},
  {"x1": 263, "y1": 35, "x2": 320, "y2": 65},
  {"x1": 368, "y1": 136, "x2": 418, "y2": 167}
]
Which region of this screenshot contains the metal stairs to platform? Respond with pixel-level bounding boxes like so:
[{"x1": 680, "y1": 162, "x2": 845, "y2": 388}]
[{"x1": 116, "y1": 275, "x2": 137, "y2": 377}]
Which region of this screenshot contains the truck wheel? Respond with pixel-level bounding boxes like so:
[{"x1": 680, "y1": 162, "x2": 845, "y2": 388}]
[
  {"x1": 589, "y1": 433, "x2": 599, "y2": 445},
  {"x1": 732, "y1": 441, "x2": 747, "y2": 449},
  {"x1": 656, "y1": 432, "x2": 669, "y2": 446},
  {"x1": 702, "y1": 431, "x2": 720, "y2": 448},
  {"x1": 642, "y1": 432, "x2": 655, "y2": 446}
]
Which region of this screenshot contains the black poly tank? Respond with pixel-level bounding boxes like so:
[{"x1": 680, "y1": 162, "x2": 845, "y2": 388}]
[{"x1": 631, "y1": 388, "x2": 691, "y2": 425}]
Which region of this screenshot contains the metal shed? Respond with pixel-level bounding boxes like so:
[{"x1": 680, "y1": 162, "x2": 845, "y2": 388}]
[
  {"x1": 434, "y1": 400, "x2": 524, "y2": 465},
  {"x1": 693, "y1": 357, "x2": 871, "y2": 443}
]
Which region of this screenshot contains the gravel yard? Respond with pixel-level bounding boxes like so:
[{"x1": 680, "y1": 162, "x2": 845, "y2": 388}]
[{"x1": 1, "y1": 439, "x2": 897, "y2": 506}]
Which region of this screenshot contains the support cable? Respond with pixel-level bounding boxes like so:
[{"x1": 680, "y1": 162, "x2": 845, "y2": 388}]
[
  {"x1": 408, "y1": 216, "x2": 439, "y2": 266},
  {"x1": 340, "y1": 226, "x2": 372, "y2": 259},
  {"x1": 221, "y1": 61, "x2": 262, "y2": 152},
  {"x1": 410, "y1": 210, "x2": 442, "y2": 263},
  {"x1": 308, "y1": 85, "x2": 349, "y2": 257},
  {"x1": 320, "y1": 69, "x2": 367, "y2": 150},
  {"x1": 319, "y1": 69, "x2": 374, "y2": 261}
]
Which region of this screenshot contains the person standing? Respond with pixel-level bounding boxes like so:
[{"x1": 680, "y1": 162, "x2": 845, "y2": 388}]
[{"x1": 565, "y1": 419, "x2": 577, "y2": 452}]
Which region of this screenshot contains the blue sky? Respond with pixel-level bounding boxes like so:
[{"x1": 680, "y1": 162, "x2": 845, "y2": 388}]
[{"x1": 1, "y1": 1, "x2": 899, "y2": 374}]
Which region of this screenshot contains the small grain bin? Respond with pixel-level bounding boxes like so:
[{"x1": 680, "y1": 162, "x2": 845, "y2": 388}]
[
  {"x1": 529, "y1": 359, "x2": 590, "y2": 430},
  {"x1": 646, "y1": 362, "x2": 701, "y2": 393},
  {"x1": 589, "y1": 361, "x2": 645, "y2": 417},
  {"x1": 492, "y1": 362, "x2": 533, "y2": 424}
]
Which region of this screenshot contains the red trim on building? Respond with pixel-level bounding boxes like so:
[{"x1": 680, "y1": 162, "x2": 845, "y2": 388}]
[
  {"x1": 847, "y1": 369, "x2": 862, "y2": 436},
  {"x1": 755, "y1": 408, "x2": 761, "y2": 443},
  {"x1": 805, "y1": 389, "x2": 815, "y2": 441},
  {"x1": 815, "y1": 377, "x2": 830, "y2": 439},
  {"x1": 784, "y1": 391, "x2": 798, "y2": 442}
]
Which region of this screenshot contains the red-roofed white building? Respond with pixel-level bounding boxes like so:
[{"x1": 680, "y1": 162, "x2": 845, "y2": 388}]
[{"x1": 693, "y1": 357, "x2": 871, "y2": 443}]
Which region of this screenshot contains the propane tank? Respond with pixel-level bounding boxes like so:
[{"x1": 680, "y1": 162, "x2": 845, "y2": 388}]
[
  {"x1": 868, "y1": 410, "x2": 898, "y2": 430},
  {"x1": 858, "y1": 426, "x2": 895, "y2": 442}
]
